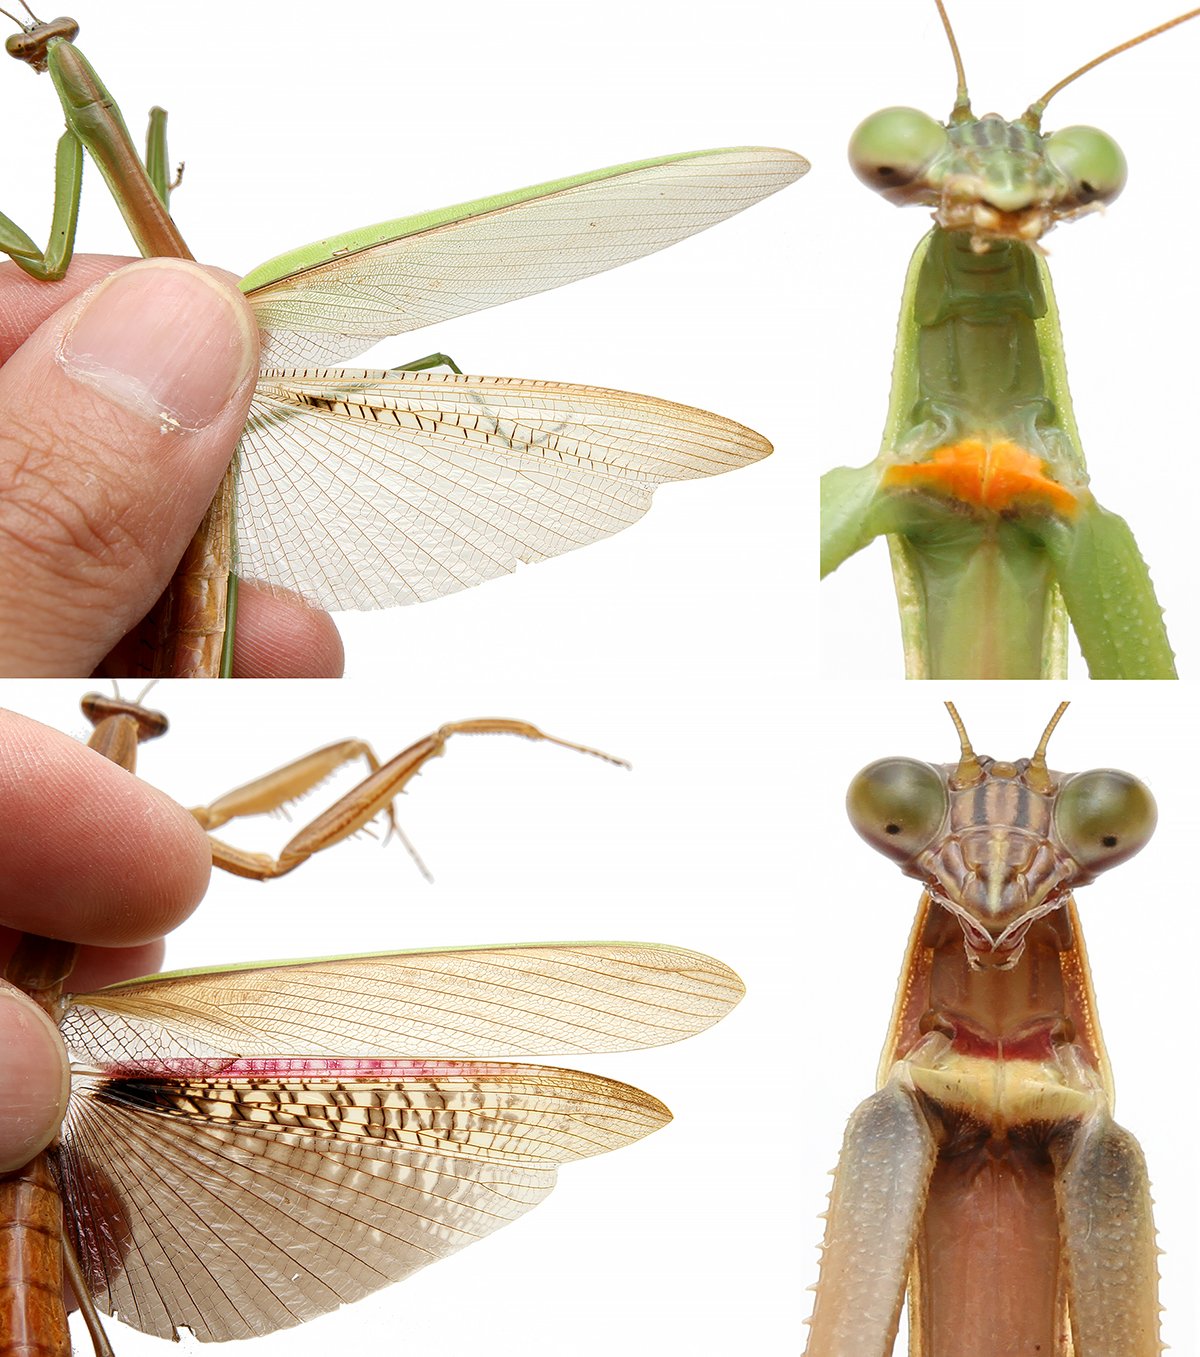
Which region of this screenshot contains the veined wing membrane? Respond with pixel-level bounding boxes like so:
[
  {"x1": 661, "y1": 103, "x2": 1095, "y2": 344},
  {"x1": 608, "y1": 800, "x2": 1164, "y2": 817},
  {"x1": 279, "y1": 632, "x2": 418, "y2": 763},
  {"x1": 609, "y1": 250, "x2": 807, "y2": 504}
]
[
  {"x1": 242, "y1": 147, "x2": 808, "y2": 367},
  {"x1": 58, "y1": 1060, "x2": 667, "y2": 1341},
  {"x1": 237, "y1": 369, "x2": 771, "y2": 609},
  {"x1": 61, "y1": 943, "x2": 745, "y2": 1063}
]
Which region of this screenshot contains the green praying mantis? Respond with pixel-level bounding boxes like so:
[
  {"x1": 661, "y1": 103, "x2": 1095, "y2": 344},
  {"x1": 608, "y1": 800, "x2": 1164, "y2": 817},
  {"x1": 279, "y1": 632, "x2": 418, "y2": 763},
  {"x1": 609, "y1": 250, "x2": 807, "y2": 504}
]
[
  {"x1": 820, "y1": 2, "x2": 1199, "y2": 679},
  {"x1": 0, "y1": 6, "x2": 805, "y2": 677}
]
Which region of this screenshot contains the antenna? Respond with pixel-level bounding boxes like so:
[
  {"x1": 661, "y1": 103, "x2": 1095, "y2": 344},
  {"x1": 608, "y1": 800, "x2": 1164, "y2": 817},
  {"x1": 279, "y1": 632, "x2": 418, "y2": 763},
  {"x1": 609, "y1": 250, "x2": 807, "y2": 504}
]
[
  {"x1": 933, "y1": 0, "x2": 972, "y2": 120},
  {"x1": 944, "y1": 702, "x2": 983, "y2": 785},
  {"x1": 1025, "y1": 7, "x2": 1200, "y2": 127},
  {"x1": 0, "y1": 3, "x2": 43, "y2": 29},
  {"x1": 1026, "y1": 702, "x2": 1070, "y2": 791}
]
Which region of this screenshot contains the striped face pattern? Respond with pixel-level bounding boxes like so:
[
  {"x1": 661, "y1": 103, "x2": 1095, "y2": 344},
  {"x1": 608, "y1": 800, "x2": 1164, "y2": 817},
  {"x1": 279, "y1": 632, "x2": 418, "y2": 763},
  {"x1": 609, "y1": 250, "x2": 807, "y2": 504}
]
[{"x1": 847, "y1": 706, "x2": 1157, "y2": 969}]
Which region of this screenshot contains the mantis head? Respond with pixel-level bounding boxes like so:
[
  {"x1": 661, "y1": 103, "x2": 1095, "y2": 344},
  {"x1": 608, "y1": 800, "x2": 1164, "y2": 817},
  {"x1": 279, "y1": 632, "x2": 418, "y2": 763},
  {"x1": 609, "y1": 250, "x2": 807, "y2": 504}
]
[
  {"x1": 1, "y1": 7, "x2": 77, "y2": 74},
  {"x1": 846, "y1": 703, "x2": 1156, "y2": 970},
  {"x1": 847, "y1": 2, "x2": 1199, "y2": 248},
  {"x1": 848, "y1": 107, "x2": 1124, "y2": 246}
]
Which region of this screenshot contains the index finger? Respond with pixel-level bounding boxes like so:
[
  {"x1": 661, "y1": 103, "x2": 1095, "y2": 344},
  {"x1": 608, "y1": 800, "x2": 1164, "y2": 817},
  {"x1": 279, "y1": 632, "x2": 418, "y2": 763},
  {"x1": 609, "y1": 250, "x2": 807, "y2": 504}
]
[
  {"x1": 0, "y1": 708, "x2": 212, "y2": 947},
  {"x1": 0, "y1": 255, "x2": 135, "y2": 362}
]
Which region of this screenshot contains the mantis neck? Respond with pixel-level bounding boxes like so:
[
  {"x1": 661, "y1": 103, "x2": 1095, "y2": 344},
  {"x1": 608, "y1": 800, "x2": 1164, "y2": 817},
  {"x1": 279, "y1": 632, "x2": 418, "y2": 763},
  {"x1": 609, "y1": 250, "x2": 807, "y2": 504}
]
[{"x1": 880, "y1": 229, "x2": 1086, "y2": 678}]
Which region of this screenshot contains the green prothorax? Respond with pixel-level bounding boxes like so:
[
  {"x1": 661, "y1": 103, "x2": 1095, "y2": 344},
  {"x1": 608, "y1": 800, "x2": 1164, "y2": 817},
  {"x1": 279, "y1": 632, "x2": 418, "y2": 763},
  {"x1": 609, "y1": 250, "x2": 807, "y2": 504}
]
[{"x1": 821, "y1": 100, "x2": 1175, "y2": 679}]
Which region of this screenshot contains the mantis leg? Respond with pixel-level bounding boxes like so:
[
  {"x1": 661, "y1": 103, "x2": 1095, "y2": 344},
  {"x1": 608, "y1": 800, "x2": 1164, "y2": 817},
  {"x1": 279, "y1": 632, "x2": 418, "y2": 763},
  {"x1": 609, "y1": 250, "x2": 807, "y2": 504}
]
[
  {"x1": 0, "y1": 130, "x2": 82, "y2": 280},
  {"x1": 193, "y1": 720, "x2": 626, "y2": 880},
  {"x1": 191, "y1": 738, "x2": 394, "y2": 832},
  {"x1": 804, "y1": 1076, "x2": 937, "y2": 1357},
  {"x1": 389, "y1": 352, "x2": 464, "y2": 375},
  {"x1": 822, "y1": 458, "x2": 1177, "y2": 678},
  {"x1": 60, "y1": 1227, "x2": 115, "y2": 1357},
  {"x1": 143, "y1": 106, "x2": 179, "y2": 207},
  {"x1": 1054, "y1": 1108, "x2": 1161, "y2": 1357},
  {"x1": 820, "y1": 463, "x2": 886, "y2": 576},
  {"x1": 1041, "y1": 498, "x2": 1177, "y2": 679}
]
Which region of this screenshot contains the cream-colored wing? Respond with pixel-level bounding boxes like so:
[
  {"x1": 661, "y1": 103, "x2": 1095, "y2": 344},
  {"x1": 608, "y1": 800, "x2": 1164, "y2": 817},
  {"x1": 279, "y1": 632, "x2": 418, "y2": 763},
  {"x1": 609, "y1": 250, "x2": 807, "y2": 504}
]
[{"x1": 233, "y1": 369, "x2": 770, "y2": 610}]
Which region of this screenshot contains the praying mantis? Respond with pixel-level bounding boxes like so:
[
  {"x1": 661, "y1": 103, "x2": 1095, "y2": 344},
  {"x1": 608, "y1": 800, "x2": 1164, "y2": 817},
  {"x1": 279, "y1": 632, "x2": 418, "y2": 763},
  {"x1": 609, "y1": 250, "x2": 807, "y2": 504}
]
[
  {"x1": 800, "y1": 695, "x2": 1195, "y2": 1357},
  {"x1": 0, "y1": 6, "x2": 803, "y2": 676},
  {"x1": 0, "y1": 686, "x2": 755, "y2": 1355},
  {"x1": 818, "y1": 2, "x2": 1197, "y2": 678},
  {"x1": 0, "y1": 679, "x2": 792, "y2": 1357}
]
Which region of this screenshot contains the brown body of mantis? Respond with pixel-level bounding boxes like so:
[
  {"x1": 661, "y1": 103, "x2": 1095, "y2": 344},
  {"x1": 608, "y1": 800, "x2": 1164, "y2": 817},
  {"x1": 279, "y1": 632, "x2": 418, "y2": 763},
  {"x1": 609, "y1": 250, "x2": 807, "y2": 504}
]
[{"x1": 804, "y1": 705, "x2": 1161, "y2": 1357}]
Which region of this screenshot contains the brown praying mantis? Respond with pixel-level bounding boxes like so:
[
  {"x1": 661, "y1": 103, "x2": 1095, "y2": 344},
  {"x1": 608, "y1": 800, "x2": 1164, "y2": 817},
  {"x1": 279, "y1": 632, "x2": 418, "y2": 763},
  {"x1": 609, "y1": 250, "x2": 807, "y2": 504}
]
[
  {"x1": 0, "y1": 688, "x2": 746, "y2": 1354},
  {"x1": 803, "y1": 702, "x2": 1182, "y2": 1357}
]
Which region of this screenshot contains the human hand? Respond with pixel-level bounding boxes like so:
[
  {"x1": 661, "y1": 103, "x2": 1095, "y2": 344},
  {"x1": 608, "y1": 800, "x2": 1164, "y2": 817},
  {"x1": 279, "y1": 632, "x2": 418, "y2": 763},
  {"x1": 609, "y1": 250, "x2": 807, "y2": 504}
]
[
  {"x1": 0, "y1": 707, "x2": 212, "y2": 1171},
  {"x1": 0, "y1": 256, "x2": 343, "y2": 676}
]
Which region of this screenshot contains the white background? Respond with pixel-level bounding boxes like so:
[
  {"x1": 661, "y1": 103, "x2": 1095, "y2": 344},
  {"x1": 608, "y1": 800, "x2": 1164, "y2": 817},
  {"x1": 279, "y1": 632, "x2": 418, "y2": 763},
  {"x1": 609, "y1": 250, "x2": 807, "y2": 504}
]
[{"x1": 0, "y1": 1, "x2": 1198, "y2": 1355}]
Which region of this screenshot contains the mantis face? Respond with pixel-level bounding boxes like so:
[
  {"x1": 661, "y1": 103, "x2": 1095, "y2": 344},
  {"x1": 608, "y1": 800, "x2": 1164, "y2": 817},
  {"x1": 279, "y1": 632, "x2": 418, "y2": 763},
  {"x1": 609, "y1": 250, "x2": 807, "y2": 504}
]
[
  {"x1": 846, "y1": 724, "x2": 1156, "y2": 969},
  {"x1": 848, "y1": 105, "x2": 1126, "y2": 245}
]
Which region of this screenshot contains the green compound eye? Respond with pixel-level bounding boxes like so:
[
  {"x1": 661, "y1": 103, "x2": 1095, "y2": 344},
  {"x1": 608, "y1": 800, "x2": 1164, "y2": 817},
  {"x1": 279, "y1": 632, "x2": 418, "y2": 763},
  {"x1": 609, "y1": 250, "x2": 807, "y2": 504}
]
[
  {"x1": 847, "y1": 758, "x2": 948, "y2": 864},
  {"x1": 1054, "y1": 769, "x2": 1156, "y2": 872},
  {"x1": 849, "y1": 107, "x2": 949, "y2": 197},
  {"x1": 1044, "y1": 125, "x2": 1127, "y2": 206}
]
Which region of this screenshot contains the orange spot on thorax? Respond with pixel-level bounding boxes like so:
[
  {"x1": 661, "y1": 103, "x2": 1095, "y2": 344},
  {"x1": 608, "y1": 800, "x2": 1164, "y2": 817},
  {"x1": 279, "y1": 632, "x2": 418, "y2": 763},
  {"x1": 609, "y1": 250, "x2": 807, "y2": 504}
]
[{"x1": 884, "y1": 439, "x2": 1077, "y2": 515}]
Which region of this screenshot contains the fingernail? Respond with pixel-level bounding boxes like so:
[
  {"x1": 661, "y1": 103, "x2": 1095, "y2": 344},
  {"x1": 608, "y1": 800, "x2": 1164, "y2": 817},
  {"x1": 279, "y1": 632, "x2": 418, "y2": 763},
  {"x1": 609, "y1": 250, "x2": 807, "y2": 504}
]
[
  {"x1": 0, "y1": 985, "x2": 70, "y2": 1173},
  {"x1": 59, "y1": 259, "x2": 258, "y2": 432}
]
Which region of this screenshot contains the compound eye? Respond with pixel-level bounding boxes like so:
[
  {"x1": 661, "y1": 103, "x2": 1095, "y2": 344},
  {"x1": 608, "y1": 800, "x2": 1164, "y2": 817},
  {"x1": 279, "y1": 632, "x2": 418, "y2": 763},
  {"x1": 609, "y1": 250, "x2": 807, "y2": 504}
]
[
  {"x1": 849, "y1": 107, "x2": 949, "y2": 198},
  {"x1": 1055, "y1": 769, "x2": 1155, "y2": 871},
  {"x1": 847, "y1": 758, "x2": 948, "y2": 864},
  {"x1": 1044, "y1": 125, "x2": 1127, "y2": 206}
]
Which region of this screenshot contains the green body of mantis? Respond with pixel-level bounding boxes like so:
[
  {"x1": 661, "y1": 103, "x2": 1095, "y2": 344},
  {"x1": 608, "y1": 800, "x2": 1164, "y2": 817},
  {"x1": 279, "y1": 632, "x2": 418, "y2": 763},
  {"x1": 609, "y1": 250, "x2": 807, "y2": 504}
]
[
  {"x1": 820, "y1": 8, "x2": 1192, "y2": 680},
  {"x1": 0, "y1": 13, "x2": 805, "y2": 677}
]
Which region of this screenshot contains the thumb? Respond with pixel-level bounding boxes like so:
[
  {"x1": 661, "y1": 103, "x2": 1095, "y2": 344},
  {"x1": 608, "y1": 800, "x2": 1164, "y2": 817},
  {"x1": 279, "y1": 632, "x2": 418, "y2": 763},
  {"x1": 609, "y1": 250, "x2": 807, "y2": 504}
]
[
  {"x1": 0, "y1": 981, "x2": 70, "y2": 1173},
  {"x1": 0, "y1": 258, "x2": 259, "y2": 675}
]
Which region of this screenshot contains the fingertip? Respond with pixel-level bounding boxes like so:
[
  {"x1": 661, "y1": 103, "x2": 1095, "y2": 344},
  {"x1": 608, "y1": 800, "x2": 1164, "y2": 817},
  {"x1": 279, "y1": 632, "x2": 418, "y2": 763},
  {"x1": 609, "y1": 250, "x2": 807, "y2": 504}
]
[
  {"x1": 59, "y1": 259, "x2": 258, "y2": 433},
  {"x1": 0, "y1": 259, "x2": 260, "y2": 675},
  {"x1": 232, "y1": 584, "x2": 345, "y2": 677},
  {"x1": 0, "y1": 982, "x2": 69, "y2": 1173},
  {"x1": 0, "y1": 710, "x2": 212, "y2": 946}
]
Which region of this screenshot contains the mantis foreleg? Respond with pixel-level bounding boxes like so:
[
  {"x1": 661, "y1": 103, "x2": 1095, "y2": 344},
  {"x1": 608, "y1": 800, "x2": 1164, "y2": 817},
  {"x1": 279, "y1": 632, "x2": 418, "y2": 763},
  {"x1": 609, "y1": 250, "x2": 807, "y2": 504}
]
[
  {"x1": 0, "y1": 128, "x2": 82, "y2": 280},
  {"x1": 1054, "y1": 1109, "x2": 1161, "y2": 1356},
  {"x1": 390, "y1": 352, "x2": 465, "y2": 375},
  {"x1": 804, "y1": 1077, "x2": 937, "y2": 1357},
  {"x1": 192, "y1": 719, "x2": 625, "y2": 880}
]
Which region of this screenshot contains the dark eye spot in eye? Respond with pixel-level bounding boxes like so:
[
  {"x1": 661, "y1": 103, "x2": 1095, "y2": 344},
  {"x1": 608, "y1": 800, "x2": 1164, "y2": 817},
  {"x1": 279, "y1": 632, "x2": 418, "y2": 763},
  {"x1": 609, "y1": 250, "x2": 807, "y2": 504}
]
[
  {"x1": 878, "y1": 166, "x2": 896, "y2": 177},
  {"x1": 1101, "y1": 834, "x2": 1118, "y2": 848},
  {"x1": 1080, "y1": 180, "x2": 1095, "y2": 195},
  {"x1": 885, "y1": 822, "x2": 902, "y2": 835}
]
